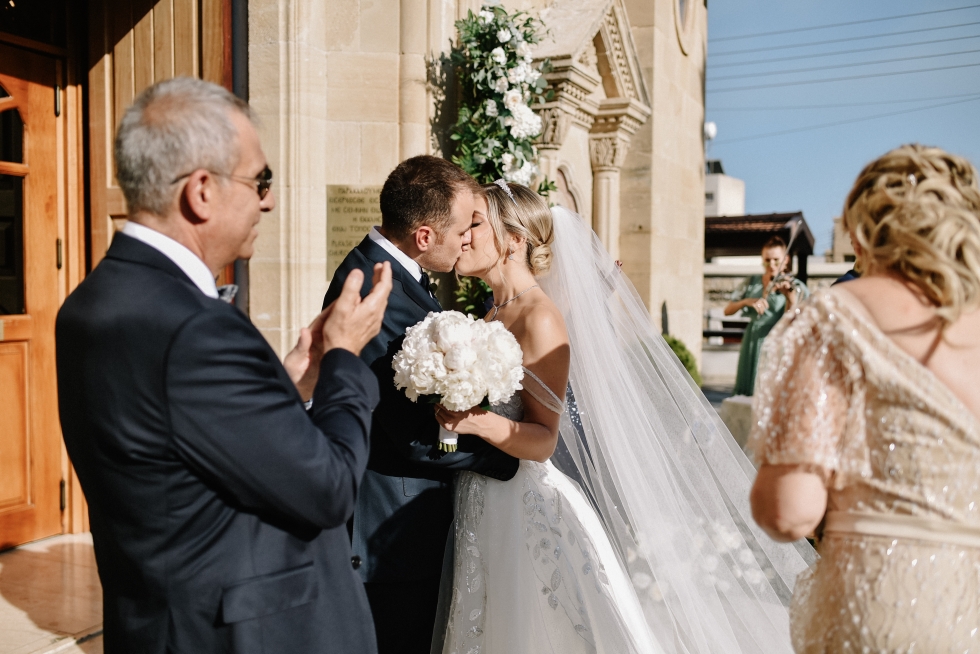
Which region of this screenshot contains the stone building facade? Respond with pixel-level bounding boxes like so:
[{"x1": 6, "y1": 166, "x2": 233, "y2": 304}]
[{"x1": 248, "y1": 0, "x2": 709, "y2": 360}]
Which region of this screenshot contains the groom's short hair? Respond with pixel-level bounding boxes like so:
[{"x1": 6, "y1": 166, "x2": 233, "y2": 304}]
[{"x1": 379, "y1": 155, "x2": 483, "y2": 241}]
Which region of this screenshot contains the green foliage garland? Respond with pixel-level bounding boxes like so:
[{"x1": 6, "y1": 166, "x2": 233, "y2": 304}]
[
  {"x1": 450, "y1": 4, "x2": 554, "y2": 190},
  {"x1": 449, "y1": 4, "x2": 556, "y2": 313}
]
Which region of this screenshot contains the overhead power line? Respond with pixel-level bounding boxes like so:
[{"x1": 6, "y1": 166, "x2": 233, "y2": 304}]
[
  {"x1": 713, "y1": 95, "x2": 980, "y2": 144},
  {"x1": 709, "y1": 61, "x2": 980, "y2": 94},
  {"x1": 711, "y1": 20, "x2": 980, "y2": 57},
  {"x1": 710, "y1": 33, "x2": 980, "y2": 69},
  {"x1": 712, "y1": 4, "x2": 980, "y2": 43},
  {"x1": 709, "y1": 47, "x2": 980, "y2": 82},
  {"x1": 709, "y1": 92, "x2": 980, "y2": 111}
]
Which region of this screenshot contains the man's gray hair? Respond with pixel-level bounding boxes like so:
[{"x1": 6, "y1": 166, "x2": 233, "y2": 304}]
[{"x1": 114, "y1": 77, "x2": 256, "y2": 216}]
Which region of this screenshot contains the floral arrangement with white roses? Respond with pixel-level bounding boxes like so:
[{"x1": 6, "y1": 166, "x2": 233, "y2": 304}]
[
  {"x1": 393, "y1": 311, "x2": 524, "y2": 451},
  {"x1": 449, "y1": 3, "x2": 556, "y2": 191}
]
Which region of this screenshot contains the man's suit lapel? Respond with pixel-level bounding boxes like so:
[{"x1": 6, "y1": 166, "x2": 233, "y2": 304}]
[{"x1": 355, "y1": 237, "x2": 441, "y2": 313}]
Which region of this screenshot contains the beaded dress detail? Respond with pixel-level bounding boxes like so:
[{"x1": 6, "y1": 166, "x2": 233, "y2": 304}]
[
  {"x1": 750, "y1": 289, "x2": 980, "y2": 653},
  {"x1": 441, "y1": 369, "x2": 663, "y2": 654}
]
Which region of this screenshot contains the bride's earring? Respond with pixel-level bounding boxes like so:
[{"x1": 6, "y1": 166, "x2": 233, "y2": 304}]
[{"x1": 507, "y1": 249, "x2": 515, "y2": 261}]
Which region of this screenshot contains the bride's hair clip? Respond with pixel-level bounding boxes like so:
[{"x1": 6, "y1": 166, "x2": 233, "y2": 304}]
[{"x1": 494, "y1": 178, "x2": 518, "y2": 205}]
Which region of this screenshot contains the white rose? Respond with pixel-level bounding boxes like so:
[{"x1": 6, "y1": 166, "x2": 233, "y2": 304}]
[
  {"x1": 493, "y1": 77, "x2": 509, "y2": 93},
  {"x1": 501, "y1": 152, "x2": 515, "y2": 168},
  {"x1": 485, "y1": 99, "x2": 498, "y2": 117},
  {"x1": 507, "y1": 62, "x2": 528, "y2": 84},
  {"x1": 490, "y1": 47, "x2": 507, "y2": 65},
  {"x1": 503, "y1": 88, "x2": 522, "y2": 109},
  {"x1": 516, "y1": 42, "x2": 532, "y2": 59},
  {"x1": 479, "y1": 10, "x2": 494, "y2": 24},
  {"x1": 497, "y1": 28, "x2": 512, "y2": 43}
]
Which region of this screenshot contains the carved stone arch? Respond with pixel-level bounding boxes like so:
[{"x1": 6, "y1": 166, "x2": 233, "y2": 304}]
[
  {"x1": 674, "y1": 0, "x2": 699, "y2": 56},
  {"x1": 553, "y1": 163, "x2": 584, "y2": 215},
  {"x1": 533, "y1": 0, "x2": 651, "y2": 257}
]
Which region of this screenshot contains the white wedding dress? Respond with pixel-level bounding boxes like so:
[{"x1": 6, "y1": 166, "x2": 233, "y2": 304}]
[
  {"x1": 438, "y1": 207, "x2": 814, "y2": 654},
  {"x1": 442, "y1": 381, "x2": 664, "y2": 654}
]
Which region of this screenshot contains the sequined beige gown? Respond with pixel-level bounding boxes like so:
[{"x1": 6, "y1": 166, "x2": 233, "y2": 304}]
[{"x1": 750, "y1": 290, "x2": 980, "y2": 653}]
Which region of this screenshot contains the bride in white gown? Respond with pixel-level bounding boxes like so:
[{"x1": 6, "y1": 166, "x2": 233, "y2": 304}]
[{"x1": 433, "y1": 181, "x2": 813, "y2": 654}]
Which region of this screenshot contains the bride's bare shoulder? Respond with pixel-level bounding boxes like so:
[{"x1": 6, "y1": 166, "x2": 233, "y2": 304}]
[{"x1": 519, "y1": 296, "x2": 569, "y2": 359}]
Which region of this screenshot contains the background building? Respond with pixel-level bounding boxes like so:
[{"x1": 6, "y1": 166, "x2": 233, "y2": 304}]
[{"x1": 704, "y1": 159, "x2": 745, "y2": 218}]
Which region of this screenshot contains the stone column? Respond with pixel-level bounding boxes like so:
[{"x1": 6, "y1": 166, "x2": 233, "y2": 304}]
[
  {"x1": 248, "y1": 0, "x2": 329, "y2": 356},
  {"x1": 400, "y1": 0, "x2": 428, "y2": 159},
  {"x1": 589, "y1": 133, "x2": 628, "y2": 260}
]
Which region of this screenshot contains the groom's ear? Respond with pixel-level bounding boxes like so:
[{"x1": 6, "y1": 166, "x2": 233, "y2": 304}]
[{"x1": 414, "y1": 225, "x2": 436, "y2": 252}]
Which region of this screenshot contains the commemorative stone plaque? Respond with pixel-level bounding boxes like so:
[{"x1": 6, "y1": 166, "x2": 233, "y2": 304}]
[{"x1": 327, "y1": 185, "x2": 383, "y2": 280}]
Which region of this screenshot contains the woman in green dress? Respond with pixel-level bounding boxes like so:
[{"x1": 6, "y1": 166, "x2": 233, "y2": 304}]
[{"x1": 725, "y1": 236, "x2": 809, "y2": 395}]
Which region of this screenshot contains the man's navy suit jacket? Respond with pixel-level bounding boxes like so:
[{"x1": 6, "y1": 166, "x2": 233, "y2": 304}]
[
  {"x1": 321, "y1": 235, "x2": 519, "y2": 584},
  {"x1": 56, "y1": 233, "x2": 379, "y2": 654}
]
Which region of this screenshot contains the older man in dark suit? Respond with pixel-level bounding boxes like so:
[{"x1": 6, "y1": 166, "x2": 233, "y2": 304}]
[
  {"x1": 56, "y1": 77, "x2": 391, "y2": 654},
  {"x1": 321, "y1": 156, "x2": 519, "y2": 654}
]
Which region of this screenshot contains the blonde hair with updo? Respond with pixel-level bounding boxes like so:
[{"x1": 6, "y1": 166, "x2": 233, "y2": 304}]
[
  {"x1": 483, "y1": 182, "x2": 554, "y2": 276},
  {"x1": 843, "y1": 144, "x2": 980, "y2": 322}
]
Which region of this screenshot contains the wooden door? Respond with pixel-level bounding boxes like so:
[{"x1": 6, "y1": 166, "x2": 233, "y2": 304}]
[
  {"x1": 0, "y1": 44, "x2": 64, "y2": 550},
  {"x1": 87, "y1": 0, "x2": 232, "y2": 270}
]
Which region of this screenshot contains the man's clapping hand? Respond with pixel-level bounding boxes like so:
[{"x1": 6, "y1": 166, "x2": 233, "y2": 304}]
[{"x1": 284, "y1": 262, "x2": 392, "y2": 400}]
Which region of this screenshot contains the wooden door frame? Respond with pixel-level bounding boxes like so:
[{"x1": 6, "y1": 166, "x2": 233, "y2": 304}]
[{"x1": 0, "y1": 20, "x2": 87, "y2": 537}]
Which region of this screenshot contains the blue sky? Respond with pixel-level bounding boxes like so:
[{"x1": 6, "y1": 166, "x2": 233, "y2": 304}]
[{"x1": 705, "y1": 1, "x2": 980, "y2": 254}]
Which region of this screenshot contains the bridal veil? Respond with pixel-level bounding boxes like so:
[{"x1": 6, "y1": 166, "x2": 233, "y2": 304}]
[{"x1": 540, "y1": 206, "x2": 814, "y2": 653}]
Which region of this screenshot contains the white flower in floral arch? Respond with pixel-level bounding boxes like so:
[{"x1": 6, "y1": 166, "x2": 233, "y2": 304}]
[
  {"x1": 493, "y1": 76, "x2": 509, "y2": 93},
  {"x1": 479, "y1": 10, "x2": 494, "y2": 24},
  {"x1": 505, "y1": 159, "x2": 538, "y2": 187},
  {"x1": 485, "y1": 99, "x2": 498, "y2": 117},
  {"x1": 502, "y1": 88, "x2": 522, "y2": 110},
  {"x1": 503, "y1": 103, "x2": 542, "y2": 140},
  {"x1": 496, "y1": 28, "x2": 512, "y2": 43},
  {"x1": 507, "y1": 61, "x2": 529, "y2": 84},
  {"x1": 516, "y1": 41, "x2": 532, "y2": 61},
  {"x1": 490, "y1": 46, "x2": 507, "y2": 65}
]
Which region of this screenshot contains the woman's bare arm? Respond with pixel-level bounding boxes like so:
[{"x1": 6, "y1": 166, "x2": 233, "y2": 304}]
[{"x1": 751, "y1": 464, "x2": 828, "y2": 542}]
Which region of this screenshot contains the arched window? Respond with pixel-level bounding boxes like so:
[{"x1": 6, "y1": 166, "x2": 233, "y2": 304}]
[{"x1": 0, "y1": 105, "x2": 24, "y2": 163}]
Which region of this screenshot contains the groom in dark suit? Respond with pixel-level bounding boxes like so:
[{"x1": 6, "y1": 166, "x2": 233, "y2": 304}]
[
  {"x1": 57, "y1": 78, "x2": 391, "y2": 653},
  {"x1": 322, "y1": 156, "x2": 519, "y2": 654}
]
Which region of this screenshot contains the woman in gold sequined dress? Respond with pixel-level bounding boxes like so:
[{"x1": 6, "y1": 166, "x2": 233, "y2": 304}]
[{"x1": 749, "y1": 144, "x2": 980, "y2": 652}]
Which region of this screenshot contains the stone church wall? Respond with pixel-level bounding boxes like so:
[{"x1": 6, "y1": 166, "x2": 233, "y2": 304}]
[{"x1": 246, "y1": 0, "x2": 706, "y2": 369}]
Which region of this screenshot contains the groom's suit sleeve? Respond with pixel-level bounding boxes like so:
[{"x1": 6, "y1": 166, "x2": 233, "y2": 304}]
[{"x1": 165, "y1": 305, "x2": 379, "y2": 530}]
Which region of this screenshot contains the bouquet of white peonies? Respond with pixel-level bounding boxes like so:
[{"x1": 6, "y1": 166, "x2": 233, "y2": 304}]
[{"x1": 393, "y1": 311, "x2": 524, "y2": 451}]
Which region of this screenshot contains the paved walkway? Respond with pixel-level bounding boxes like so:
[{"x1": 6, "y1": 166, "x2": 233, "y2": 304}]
[{"x1": 0, "y1": 534, "x2": 103, "y2": 654}]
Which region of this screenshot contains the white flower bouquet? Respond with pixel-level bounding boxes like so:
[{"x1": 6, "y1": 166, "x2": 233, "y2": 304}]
[{"x1": 393, "y1": 311, "x2": 524, "y2": 452}]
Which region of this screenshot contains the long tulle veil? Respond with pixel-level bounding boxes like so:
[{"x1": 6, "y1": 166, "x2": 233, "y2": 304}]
[{"x1": 541, "y1": 206, "x2": 815, "y2": 653}]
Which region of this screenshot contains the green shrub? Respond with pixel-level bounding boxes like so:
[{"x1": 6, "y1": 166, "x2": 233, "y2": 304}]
[{"x1": 663, "y1": 334, "x2": 702, "y2": 387}]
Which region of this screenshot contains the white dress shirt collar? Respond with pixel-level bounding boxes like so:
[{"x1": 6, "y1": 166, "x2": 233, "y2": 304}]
[
  {"x1": 368, "y1": 226, "x2": 422, "y2": 282},
  {"x1": 122, "y1": 221, "x2": 219, "y2": 299}
]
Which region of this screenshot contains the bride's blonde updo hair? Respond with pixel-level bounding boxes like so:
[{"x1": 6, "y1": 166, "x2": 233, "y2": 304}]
[
  {"x1": 483, "y1": 181, "x2": 554, "y2": 276},
  {"x1": 843, "y1": 143, "x2": 980, "y2": 322}
]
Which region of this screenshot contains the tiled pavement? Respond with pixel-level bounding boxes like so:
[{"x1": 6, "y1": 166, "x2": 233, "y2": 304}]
[{"x1": 0, "y1": 534, "x2": 103, "y2": 654}]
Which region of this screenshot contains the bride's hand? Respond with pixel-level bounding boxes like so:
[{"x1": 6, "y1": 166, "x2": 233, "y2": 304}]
[{"x1": 434, "y1": 404, "x2": 488, "y2": 435}]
